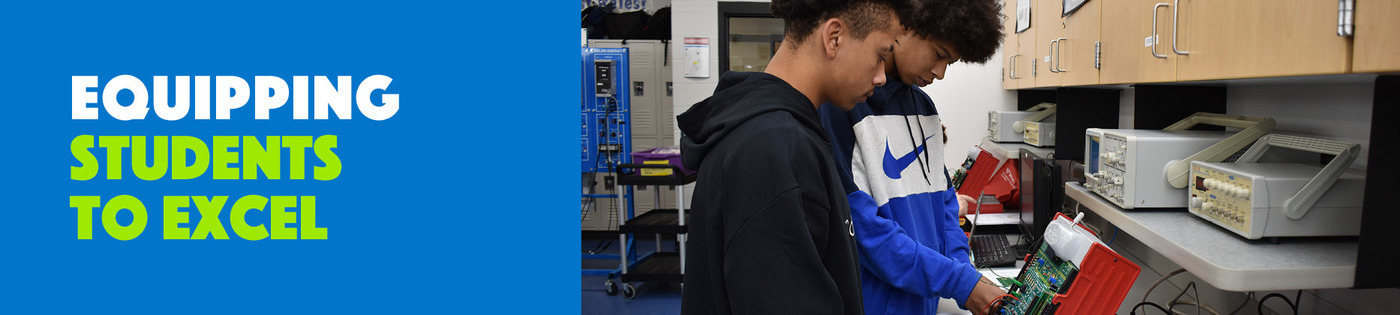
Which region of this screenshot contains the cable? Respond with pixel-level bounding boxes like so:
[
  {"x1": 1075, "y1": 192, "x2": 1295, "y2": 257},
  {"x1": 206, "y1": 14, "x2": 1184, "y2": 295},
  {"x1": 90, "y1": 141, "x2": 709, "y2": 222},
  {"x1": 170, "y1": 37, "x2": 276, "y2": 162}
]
[
  {"x1": 603, "y1": 99, "x2": 624, "y2": 231},
  {"x1": 581, "y1": 196, "x2": 595, "y2": 222},
  {"x1": 1106, "y1": 226, "x2": 1119, "y2": 247},
  {"x1": 980, "y1": 264, "x2": 1009, "y2": 279},
  {"x1": 582, "y1": 97, "x2": 617, "y2": 223},
  {"x1": 982, "y1": 294, "x2": 1018, "y2": 315},
  {"x1": 585, "y1": 240, "x2": 613, "y2": 254},
  {"x1": 582, "y1": 97, "x2": 621, "y2": 230},
  {"x1": 1021, "y1": 233, "x2": 1045, "y2": 259},
  {"x1": 1142, "y1": 269, "x2": 1189, "y2": 305},
  {"x1": 1168, "y1": 300, "x2": 1222, "y2": 315},
  {"x1": 1257, "y1": 292, "x2": 1298, "y2": 315},
  {"x1": 603, "y1": 97, "x2": 618, "y2": 173},
  {"x1": 1294, "y1": 290, "x2": 1302, "y2": 313},
  {"x1": 1227, "y1": 292, "x2": 1252, "y2": 315},
  {"x1": 1168, "y1": 281, "x2": 1200, "y2": 315},
  {"x1": 1132, "y1": 301, "x2": 1172, "y2": 315}
]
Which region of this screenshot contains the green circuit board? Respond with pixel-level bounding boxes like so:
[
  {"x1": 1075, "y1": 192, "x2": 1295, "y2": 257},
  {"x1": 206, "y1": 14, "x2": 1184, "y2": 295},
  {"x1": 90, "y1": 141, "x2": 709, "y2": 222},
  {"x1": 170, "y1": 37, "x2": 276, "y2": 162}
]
[{"x1": 999, "y1": 242, "x2": 1079, "y2": 315}]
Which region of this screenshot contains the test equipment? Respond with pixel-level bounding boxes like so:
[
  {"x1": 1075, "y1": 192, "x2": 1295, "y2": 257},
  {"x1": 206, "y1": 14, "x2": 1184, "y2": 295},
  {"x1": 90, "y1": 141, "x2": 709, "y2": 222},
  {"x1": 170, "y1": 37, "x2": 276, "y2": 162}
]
[
  {"x1": 589, "y1": 39, "x2": 679, "y2": 211},
  {"x1": 582, "y1": 47, "x2": 632, "y2": 173},
  {"x1": 582, "y1": 47, "x2": 634, "y2": 232},
  {"x1": 989, "y1": 103, "x2": 1056, "y2": 143},
  {"x1": 1084, "y1": 113, "x2": 1275, "y2": 209},
  {"x1": 1023, "y1": 121, "x2": 1056, "y2": 147},
  {"x1": 1188, "y1": 134, "x2": 1366, "y2": 239}
]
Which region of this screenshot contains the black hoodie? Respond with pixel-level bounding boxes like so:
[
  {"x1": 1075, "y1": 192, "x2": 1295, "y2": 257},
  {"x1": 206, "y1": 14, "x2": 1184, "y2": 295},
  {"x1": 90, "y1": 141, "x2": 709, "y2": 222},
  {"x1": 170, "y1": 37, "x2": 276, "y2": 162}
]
[{"x1": 677, "y1": 72, "x2": 863, "y2": 315}]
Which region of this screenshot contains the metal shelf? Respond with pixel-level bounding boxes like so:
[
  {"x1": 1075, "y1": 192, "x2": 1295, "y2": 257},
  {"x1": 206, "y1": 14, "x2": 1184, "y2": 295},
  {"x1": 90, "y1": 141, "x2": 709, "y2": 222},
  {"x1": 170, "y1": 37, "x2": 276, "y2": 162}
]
[
  {"x1": 620, "y1": 209, "x2": 689, "y2": 235},
  {"x1": 1065, "y1": 182, "x2": 1357, "y2": 291}
]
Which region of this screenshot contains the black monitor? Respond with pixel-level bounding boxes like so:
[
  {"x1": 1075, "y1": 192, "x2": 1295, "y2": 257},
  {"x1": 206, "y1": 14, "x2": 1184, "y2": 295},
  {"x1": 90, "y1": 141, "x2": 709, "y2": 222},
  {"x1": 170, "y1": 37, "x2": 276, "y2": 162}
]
[{"x1": 1018, "y1": 149, "x2": 1067, "y2": 242}]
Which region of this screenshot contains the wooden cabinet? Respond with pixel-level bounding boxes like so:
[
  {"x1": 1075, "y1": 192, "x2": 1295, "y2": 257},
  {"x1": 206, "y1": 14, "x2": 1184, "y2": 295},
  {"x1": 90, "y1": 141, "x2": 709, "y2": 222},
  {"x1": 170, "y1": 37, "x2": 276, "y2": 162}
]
[
  {"x1": 1353, "y1": 0, "x2": 1400, "y2": 72},
  {"x1": 1176, "y1": 0, "x2": 1351, "y2": 80},
  {"x1": 1033, "y1": 0, "x2": 1062, "y2": 87},
  {"x1": 1059, "y1": 0, "x2": 1102, "y2": 86},
  {"x1": 1027, "y1": 0, "x2": 1100, "y2": 87},
  {"x1": 1100, "y1": 0, "x2": 1179, "y2": 84},
  {"x1": 1025, "y1": 0, "x2": 1366, "y2": 88},
  {"x1": 1003, "y1": 2, "x2": 1018, "y2": 90},
  {"x1": 1018, "y1": 20, "x2": 1038, "y2": 88},
  {"x1": 1003, "y1": 1, "x2": 1038, "y2": 89}
]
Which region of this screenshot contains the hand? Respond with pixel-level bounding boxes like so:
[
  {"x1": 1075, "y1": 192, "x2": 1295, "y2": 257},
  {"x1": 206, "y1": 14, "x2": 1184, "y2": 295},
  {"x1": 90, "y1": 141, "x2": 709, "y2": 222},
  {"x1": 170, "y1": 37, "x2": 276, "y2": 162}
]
[
  {"x1": 957, "y1": 194, "x2": 977, "y2": 217},
  {"x1": 965, "y1": 276, "x2": 1008, "y2": 315}
]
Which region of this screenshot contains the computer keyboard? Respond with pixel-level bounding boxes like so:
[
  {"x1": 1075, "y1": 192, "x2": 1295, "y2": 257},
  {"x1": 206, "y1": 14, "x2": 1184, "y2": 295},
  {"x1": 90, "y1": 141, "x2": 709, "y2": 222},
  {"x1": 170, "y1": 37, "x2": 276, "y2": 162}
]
[{"x1": 971, "y1": 234, "x2": 1017, "y2": 267}]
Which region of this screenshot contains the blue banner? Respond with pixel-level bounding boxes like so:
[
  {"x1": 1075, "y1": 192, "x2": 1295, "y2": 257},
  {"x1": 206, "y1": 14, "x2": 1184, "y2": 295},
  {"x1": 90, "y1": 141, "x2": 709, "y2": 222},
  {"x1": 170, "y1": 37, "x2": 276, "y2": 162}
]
[{"x1": 0, "y1": 1, "x2": 577, "y2": 313}]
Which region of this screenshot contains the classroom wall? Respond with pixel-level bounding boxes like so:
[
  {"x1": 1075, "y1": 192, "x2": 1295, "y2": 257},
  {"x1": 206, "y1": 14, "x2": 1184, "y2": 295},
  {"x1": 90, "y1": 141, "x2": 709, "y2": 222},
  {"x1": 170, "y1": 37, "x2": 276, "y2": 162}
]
[{"x1": 921, "y1": 49, "x2": 1019, "y2": 169}]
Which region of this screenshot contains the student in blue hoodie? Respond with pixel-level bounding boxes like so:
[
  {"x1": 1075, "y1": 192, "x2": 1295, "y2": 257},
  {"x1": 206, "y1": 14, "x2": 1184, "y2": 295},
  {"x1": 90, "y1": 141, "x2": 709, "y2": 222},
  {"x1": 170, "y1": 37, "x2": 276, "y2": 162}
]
[{"x1": 818, "y1": 0, "x2": 1007, "y2": 314}]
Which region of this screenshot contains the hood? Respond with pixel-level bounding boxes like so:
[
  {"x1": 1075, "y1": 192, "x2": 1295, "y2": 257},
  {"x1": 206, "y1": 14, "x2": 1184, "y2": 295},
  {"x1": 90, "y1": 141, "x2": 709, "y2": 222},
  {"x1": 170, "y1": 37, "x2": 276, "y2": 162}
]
[{"x1": 676, "y1": 71, "x2": 827, "y2": 171}]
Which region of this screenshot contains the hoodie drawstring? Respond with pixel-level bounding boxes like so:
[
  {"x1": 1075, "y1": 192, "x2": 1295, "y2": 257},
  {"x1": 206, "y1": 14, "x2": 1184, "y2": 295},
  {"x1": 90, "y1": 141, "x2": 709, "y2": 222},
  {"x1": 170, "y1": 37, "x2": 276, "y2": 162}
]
[{"x1": 899, "y1": 90, "x2": 933, "y2": 186}]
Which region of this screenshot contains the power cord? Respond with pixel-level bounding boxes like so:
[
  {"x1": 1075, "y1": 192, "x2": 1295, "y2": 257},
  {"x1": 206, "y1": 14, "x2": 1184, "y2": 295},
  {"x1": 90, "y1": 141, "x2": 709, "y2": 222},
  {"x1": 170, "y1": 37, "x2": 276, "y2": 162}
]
[
  {"x1": 1132, "y1": 301, "x2": 1172, "y2": 315},
  {"x1": 980, "y1": 264, "x2": 1009, "y2": 279},
  {"x1": 1106, "y1": 226, "x2": 1119, "y2": 247},
  {"x1": 581, "y1": 97, "x2": 621, "y2": 228},
  {"x1": 1227, "y1": 292, "x2": 1253, "y2": 315},
  {"x1": 1169, "y1": 281, "x2": 1202, "y2": 315},
  {"x1": 1142, "y1": 269, "x2": 1189, "y2": 306},
  {"x1": 585, "y1": 240, "x2": 613, "y2": 254},
  {"x1": 1257, "y1": 291, "x2": 1300, "y2": 315},
  {"x1": 1169, "y1": 299, "x2": 1223, "y2": 315},
  {"x1": 602, "y1": 98, "x2": 622, "y2": 230}
]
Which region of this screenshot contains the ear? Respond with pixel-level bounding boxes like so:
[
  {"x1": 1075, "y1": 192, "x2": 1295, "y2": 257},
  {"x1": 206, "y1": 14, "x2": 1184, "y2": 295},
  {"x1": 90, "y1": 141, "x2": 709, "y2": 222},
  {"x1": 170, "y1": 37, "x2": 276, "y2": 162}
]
[{"x1": 820, "y1": 17, "x2": 844, "y2": 58}]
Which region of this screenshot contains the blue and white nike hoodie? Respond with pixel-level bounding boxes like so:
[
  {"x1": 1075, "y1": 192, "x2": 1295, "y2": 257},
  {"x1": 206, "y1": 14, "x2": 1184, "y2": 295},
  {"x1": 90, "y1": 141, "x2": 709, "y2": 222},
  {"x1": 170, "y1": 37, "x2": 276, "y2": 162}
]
[{"x1": 819, "y1": 76, "x2": 980, "y2": 314}]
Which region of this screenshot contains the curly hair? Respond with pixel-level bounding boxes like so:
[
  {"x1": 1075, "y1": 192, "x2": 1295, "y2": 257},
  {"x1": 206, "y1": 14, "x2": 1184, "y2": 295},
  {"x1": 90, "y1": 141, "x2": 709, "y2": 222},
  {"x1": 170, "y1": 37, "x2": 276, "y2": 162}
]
[
  {"x1": 900, "y1": 0, "x2": 1004, "y2": 64},
  {"x1": 770, "y1": 0, "x2": 904, "y2": 45}
]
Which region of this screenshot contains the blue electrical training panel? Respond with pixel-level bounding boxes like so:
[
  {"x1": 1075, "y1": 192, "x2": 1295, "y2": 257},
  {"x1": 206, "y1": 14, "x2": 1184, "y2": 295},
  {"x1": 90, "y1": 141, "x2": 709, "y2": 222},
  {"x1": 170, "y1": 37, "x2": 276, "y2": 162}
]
[{"x1": 582, "y1": 47, "x2": 631, "y2": 173}]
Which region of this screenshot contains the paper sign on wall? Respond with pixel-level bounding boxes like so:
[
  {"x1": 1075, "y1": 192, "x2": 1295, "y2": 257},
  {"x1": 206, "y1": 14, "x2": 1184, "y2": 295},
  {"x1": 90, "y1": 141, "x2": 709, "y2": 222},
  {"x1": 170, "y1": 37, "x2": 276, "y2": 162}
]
[
  {"x1": 684, "y1": 37, "x2": 710, "y2": 78},
  {"x1": 1016, "y1": 0, "x2": 1031, "y2": 33}
]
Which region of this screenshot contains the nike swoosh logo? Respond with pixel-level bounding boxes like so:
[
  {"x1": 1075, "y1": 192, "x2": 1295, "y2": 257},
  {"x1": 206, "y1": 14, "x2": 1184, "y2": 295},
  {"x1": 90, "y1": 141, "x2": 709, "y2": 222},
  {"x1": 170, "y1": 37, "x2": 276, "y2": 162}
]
[{"x1": 882, "y1": 134, "x2": 939, "y2": 179}]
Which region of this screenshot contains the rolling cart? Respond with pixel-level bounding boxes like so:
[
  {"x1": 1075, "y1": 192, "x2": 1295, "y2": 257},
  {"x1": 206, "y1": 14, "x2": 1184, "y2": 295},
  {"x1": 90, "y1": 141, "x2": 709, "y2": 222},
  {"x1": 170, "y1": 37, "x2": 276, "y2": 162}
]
[{"x1": 604, "y1": 163, "x2": 695, "y2": 299}]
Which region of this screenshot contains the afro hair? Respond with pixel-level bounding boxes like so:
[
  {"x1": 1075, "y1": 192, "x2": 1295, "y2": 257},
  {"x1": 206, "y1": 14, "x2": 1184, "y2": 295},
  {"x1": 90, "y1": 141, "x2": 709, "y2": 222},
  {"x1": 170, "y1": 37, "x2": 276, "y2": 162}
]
[{"x1": 900, "y1": 0, "x2": 1004, "y2": 64}]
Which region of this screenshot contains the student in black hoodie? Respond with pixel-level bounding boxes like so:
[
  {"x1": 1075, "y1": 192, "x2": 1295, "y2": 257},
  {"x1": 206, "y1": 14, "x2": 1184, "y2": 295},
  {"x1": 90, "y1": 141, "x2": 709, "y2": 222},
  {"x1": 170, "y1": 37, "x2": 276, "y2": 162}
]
[{"x1": 677, "y1": 0, "x2": 905, "y2": 313}]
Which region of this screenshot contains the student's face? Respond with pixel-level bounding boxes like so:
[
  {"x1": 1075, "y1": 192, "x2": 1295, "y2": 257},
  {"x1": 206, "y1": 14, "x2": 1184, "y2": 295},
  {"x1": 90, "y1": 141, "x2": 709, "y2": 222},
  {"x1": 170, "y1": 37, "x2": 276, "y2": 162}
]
[
  {"x1": 827, "y1": 12, "x2": 900, "y2": 110},
  {"x1": 892, "y1": 32, "x2": 961, "y2": 87}
]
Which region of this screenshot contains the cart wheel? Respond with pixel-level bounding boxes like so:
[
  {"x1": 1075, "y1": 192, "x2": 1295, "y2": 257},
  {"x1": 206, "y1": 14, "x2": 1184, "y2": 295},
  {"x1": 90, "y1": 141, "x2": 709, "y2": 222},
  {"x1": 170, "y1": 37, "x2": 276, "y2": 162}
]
[
  {"x1": 622, "y1": 283, "x2": 637, "y2": 299},
  {"x1": 604, "y1": 280, "x2": 619, "y2": 296}
]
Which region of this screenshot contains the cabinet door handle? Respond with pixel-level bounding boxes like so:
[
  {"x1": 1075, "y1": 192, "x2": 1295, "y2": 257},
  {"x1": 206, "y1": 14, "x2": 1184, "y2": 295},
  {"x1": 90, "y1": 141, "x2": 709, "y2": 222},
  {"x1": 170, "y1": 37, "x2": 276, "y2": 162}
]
[
  {"x1": 1173, "y1": 0, "x2": 1190, "y2": 55},
  {"x1": 1010, "y1": 54, "x2": 1021, "y2": 79},
  {"x1": 1152, "y1": 3, "x2": 1169, "y2": 59},
  {"x1": 1057, "y1": 37, "x2": 1068, "y2": 72},
  {"x1": 1049, "y1": 39, "x2": 1060, "y2": 73}
]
